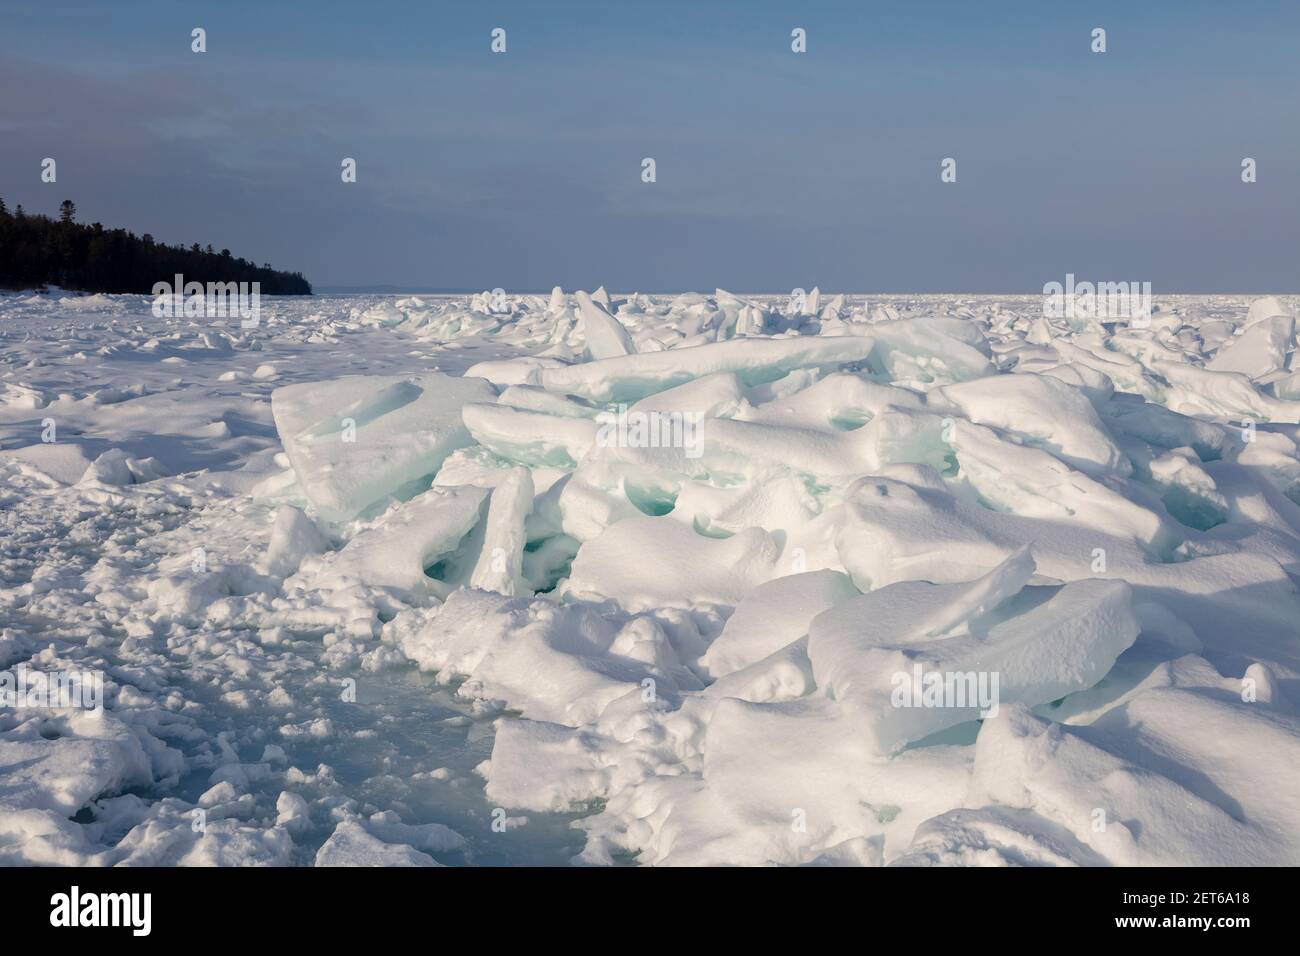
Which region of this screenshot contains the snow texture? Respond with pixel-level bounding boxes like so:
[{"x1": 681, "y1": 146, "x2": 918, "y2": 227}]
[{"x1": 2, "y1": 287, "x2": 1299, "y2": 866}]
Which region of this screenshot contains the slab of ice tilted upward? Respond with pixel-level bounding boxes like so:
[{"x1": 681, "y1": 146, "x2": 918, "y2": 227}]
[
  {"x1": 468, "y1": 466, "x2": 534, "y2": 596},
  {"x1": 701, "y1": 570, "x2": 858, "y2": 678},
  {"x1": 497, "y1": 385, "x2": 602, "y2": 419},
  {"x1": 629, "y1": 371, "x2": 751, "y2": 420},
  {"x1": 574, "y1": 290, "x2": 636, "y2": 360},
  {"x1": 1051, "y1": 338, "x2": 1165, "y2": 402},
  {"x1": 271, "y1": 372, "x2": 496, "y2": 522},
  {"x1": 807, "y1": 550, "x2": 1140, "y2": 753},
  {"x1": 299, "y1": 484, "x2": 488, "y2": 595},
  {"x1": 946, "y1": 419, "x2": 1173, "y2": 551},
  {"x1": 1156, "y1": 359, "x2": 1300, "y2": 422},
  {"x1": 539, "y1": 335, "x2": 879, "y2": 402},
  {"x1": 462, "y1": 402, "x2": 598, "y2": 467},
  {"x1": 861, "y1": 317, "x2": 996, "y2": 384},
  {"x1": 1206, "y1": 312, "x2": 1294, "y2": 379},
  {"x1": 934, "y1": 373, "x2": 1129, "y2": 477},
  {"x1": 1244, "y1": 294, "x2": 1289, "y2": 326},
  {"x1": 462, "y1": 356, "x2": 567, "y2": 387}
]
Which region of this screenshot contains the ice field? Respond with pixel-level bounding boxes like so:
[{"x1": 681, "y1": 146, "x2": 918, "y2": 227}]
[{"x1": 2, "y1": 287, "x2": 1300, "y2": 866}]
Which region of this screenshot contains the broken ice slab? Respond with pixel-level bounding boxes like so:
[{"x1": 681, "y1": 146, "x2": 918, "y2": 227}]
[
  {"x1": 808, "y1": 550, "x2": 1140, "y2": 754},
  {"x1": 271, "y1": 372, "x2": 496, "y2": 523}
]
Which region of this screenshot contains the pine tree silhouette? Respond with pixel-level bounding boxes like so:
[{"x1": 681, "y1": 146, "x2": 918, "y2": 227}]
[{"x1": 0, "y1": 199, "x2": 311, "y2": 294}]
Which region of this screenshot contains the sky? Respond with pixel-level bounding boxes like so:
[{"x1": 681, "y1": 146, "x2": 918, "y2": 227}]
[{"x1": 1, "y1": 0, "x2": 1297, "y2": 292}]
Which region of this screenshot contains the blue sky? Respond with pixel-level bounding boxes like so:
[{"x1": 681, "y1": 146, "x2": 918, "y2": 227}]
[{"x1": 1, "y1": 0, "x2": 1297, "y2": 291}]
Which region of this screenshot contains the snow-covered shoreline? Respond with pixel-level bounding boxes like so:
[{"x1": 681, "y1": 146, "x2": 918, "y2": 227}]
[{"x1": 3, "y1": 288, "x2": 1299, "y2": 865}]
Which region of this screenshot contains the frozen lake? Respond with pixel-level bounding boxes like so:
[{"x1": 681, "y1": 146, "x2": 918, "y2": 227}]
[{"x1": 2, "y1": 288, "x2": 1300, "y2": 865}]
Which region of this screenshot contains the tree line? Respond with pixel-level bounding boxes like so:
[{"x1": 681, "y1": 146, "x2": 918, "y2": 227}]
[{"x1": 0, "y1": 198, "x2": 312, "y2": 295}]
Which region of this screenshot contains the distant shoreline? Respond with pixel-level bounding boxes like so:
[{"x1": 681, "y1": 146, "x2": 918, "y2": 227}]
[{"x1": 6, "y1": 285, "x2": 1294, "y2": 299}]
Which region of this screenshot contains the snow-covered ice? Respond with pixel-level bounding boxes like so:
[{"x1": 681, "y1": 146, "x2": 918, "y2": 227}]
[{"x1": 2, "y1": 287, "x2": 1300, "y2": 866}]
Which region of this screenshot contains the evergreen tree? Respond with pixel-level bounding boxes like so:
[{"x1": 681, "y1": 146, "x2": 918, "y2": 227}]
[{"x1": 0, "y1": 198, "x2": 311, "y2": 294}]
